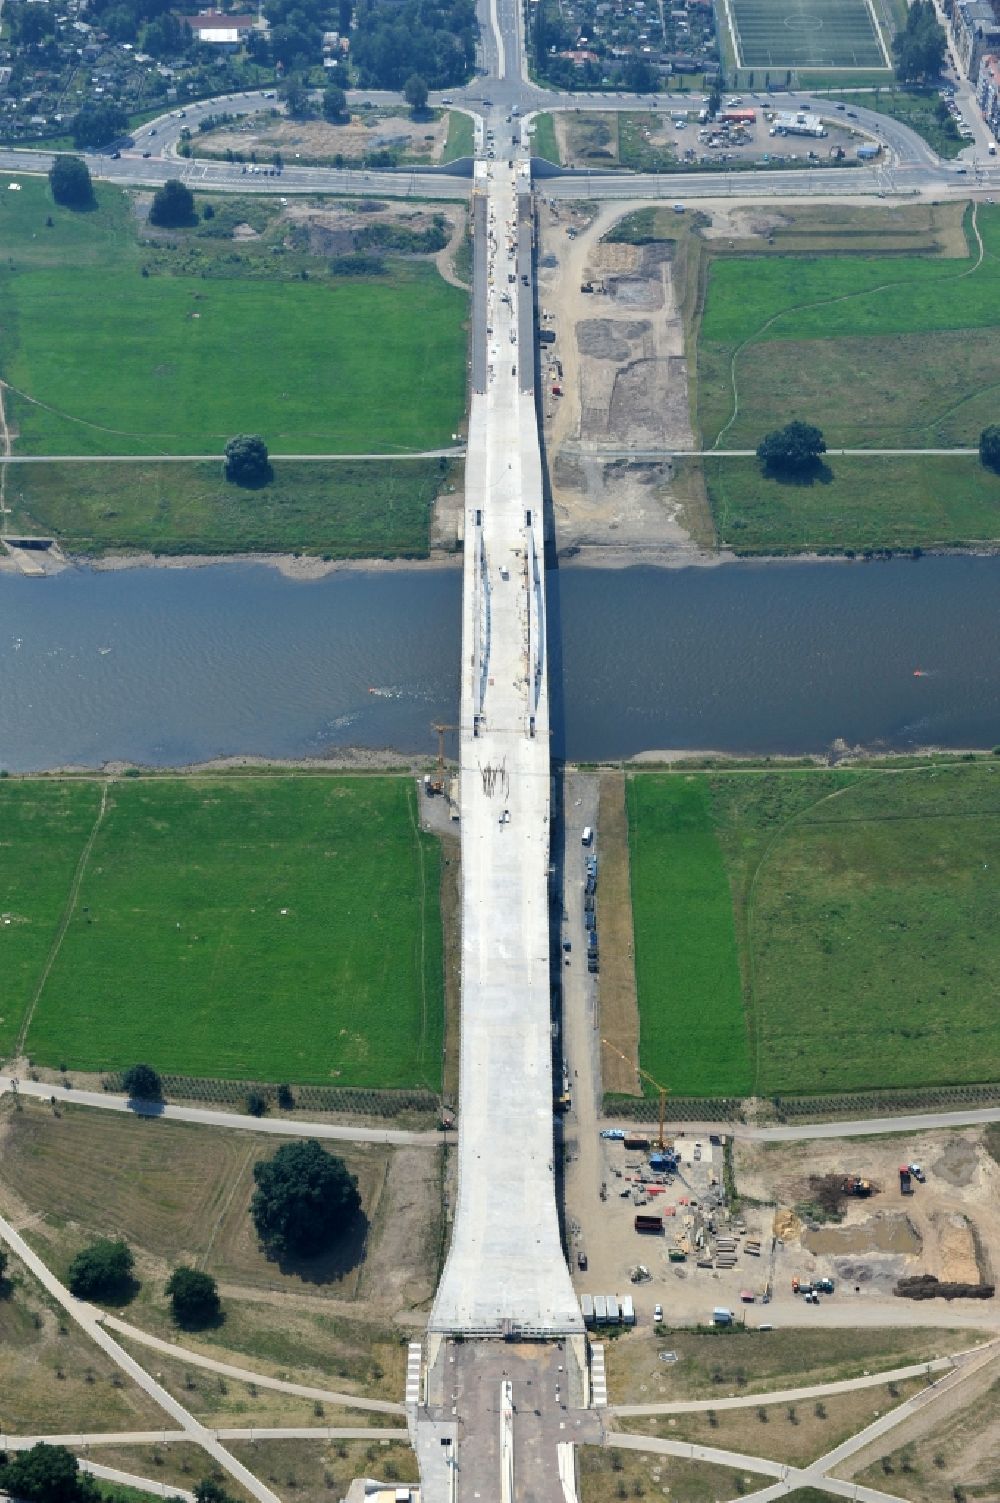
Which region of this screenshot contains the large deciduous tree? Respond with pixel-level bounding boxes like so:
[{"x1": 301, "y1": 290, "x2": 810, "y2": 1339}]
[
  {"x1": 149, "y1": 178, "x2": 197, "y2": 227},
  {"x1": 893, "y1": 0, "x2": 946, "y2": 82},
  {"x1": 757, "y1": 421, "x2": 827, "y2": 475},
  {"x1": 250, "y1": 1139, "x2": 361, "y2": 1258},
  {"x1": 0, "y1": 1444, "x2": 100, "y2": 1503},
  {"x1": 49, "y1": 155, "x2": 94, "y2": 208},
  {"x1": 67, "y1": 1237, "x2": 136, "y2": 1300},
  {"x1": 166, "y1": 1266, "x2": 222, "y2": 1328},
  {"x1": 979, "y1": 424, "x2": 1000, "y2": 472},
  {"x1": 71, "y1": 101, "x2": 128, "y2": 149},
  {"x1": 122, "y1": 1062, "x2": 163, "y2": 1100},
  {"x1": 224, "y1": 434, "x2": 271, "y2": 485}
]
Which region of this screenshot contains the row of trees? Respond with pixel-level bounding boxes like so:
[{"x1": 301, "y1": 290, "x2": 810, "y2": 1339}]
[
  {"x1": 66, "y1": 1236, "x2": 221, "y2": 1326},
  {"x1": 757, "y1": 422, "x2": 1000, "y2": 476}
]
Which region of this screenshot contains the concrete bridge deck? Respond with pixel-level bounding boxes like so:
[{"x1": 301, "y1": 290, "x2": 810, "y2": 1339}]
[{"x1": 428, "y1": 157, "x2": 581, "y2": 1340}]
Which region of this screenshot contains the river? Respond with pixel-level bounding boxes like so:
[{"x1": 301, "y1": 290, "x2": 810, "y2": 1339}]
[{"x1": 1, "y1": 556, "x2": 998, "y2": 771}]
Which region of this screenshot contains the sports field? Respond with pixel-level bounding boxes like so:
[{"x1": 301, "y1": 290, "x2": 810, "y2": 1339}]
[
  {"x1": 626, "y1": 763, "x2": 1000, "y2": 1098},
  {"x1": 0, "y1": 178, "x2": 466, "y2": 456},
  {"x1": 2, "y1": 775, "x2": 444, "y2": 1087},
  {"x1": 726, "y1": 0, "x2": 888, "y2": 69}
]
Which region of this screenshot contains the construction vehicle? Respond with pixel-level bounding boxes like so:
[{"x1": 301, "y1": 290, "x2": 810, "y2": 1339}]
[
  {"x1": 843, "y1": 1176, "x2": 873, "y2": 1197},
  {"x1": 815, "y1": 1277, "x2": 834, "y2": 1294},
  {"x1": 899, "y1": 1165, "x2": 913, "y2": 1195},
  {"x1": 909, "y1": 1163, "x2": 926, "y2": 1182},
  {"x1": 601, "y1": 1038, "x2": 671, "y2": 1151},
  {"x1": 428, "y1": 722, "x2": 457, "y2": 795}
]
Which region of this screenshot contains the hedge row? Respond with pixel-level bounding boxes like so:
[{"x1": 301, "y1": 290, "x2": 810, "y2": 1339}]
[{"x1": 104, "y1": 1071, "x2": 439, "y2": 1119}]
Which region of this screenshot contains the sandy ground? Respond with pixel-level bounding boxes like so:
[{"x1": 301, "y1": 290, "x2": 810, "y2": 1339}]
[
  {"x1": 535, "y1": 197, "x2": 717, "y2": 562},
  {"x1": 198, "y1": 107, "x2": 451, "y2": 165},
  {"x1": 736, "y1": 1127, "x2": 1000, "y2": 1307}
]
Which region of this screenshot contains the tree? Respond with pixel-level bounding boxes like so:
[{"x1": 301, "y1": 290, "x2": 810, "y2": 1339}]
[
  {"x1": 0, "y1": 1445, "x2": 99, "y2": 1503},
  {"x1": 0, "y1": 1247, "x2": 8, "y2": 1288},
  {"x1": 323, "y1": 84, "x2": 348, "y2": 122},
  {"x1": 194, "y1": 1481, "x2": 235, "y2": 1503},
  {"x1": 49, "y1": 155, "x2": 94, "y2": 209},
  {"x1": 756, "y1": 421, "x2": 827, "y2": 475},
  {"x1": 246, "y1": 1088, "x2": 267, "y2": 1117},
  {"x1": 250, "y1": 1139, "x2": 361, "y2": 1259},
  {"x1": 67, "y1": 1237, "x2": 136, "y2": 1300},
  {"x1": 979, "y1": 424, "x2": 1000, "y2": 472},
  {"x1": 71, "y1": 101, "x2": 128, "y2": 150},
  {"x1": 276, "y1": 1082, "x2": 295, "y2": 1110},
  {"x1": 224, "y1": 434, "x2": 271, "y2": 485},
  {"x1": 893, "y1": 0, "x2": 946, "y2": 82},
  {"x1": 166, "y1": 1266, "x2": 221, "y2": 1328},
  {"x1": 122, "y1": 1062, "x2": 162, "y2": 1100},
  {"x1": 149, "y1": 178, "x2": 197, "y2": 228},
  {"x1": 404, "y1": 73, "x2": 429, "y2": 113}
]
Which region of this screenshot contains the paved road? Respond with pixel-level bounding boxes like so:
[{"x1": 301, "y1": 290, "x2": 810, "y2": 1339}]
[
  {"x1": 103, "y1": 1313, "x2": 406, "y2": 1414},
  {"x1": 606, "y1": 1105, "x2": 1000, "y2": 1141},
  {"x1": 0, "y1": 1212, "x2": 282, "y2": 1503},
  {"x1": 0, "y1": 1427, "x2": 407, "y2": 1444},
  {"x1": 0, "y1": 1075, "x2": 445, "y2": 1146}
]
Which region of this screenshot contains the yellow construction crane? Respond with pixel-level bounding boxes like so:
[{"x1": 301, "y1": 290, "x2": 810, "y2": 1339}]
[
  {"x1": 601, "y1": 1037, "x2": 671, "y2": 1152},
  {"x1": 430, "y1": 722, "x2": 458, "y2": 795}
]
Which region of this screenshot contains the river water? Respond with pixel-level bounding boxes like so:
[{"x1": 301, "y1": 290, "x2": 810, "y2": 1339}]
[{"x1": 1, "y1": 556, "x2": 999, "y2": 771}]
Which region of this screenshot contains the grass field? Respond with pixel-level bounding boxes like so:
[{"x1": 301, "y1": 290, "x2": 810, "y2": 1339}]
[
  {"x1": 605, "y1": 1325, "x2": 966, "y2": 1403},
  {"x1": 698, "y1": 329, "x2": 1000, "y2": 451},
  {"x1": 530, "y1": 112, "x2": 561, "y2": 164},
  {"x1": 579, "y1": 1448, "x2": 745, "y2": 1503},
  {"x1": 727, "y1": 0, "x2": 888, "y2": 70},
  {"x1": 2, "y1": 776, "x2": 443, "y2": 1086},
  {"x1": 692, "y1": 202, "x2": 1000, "y2": 547},
  {"x1": 700, "y1": 453, "x2": 1000, "y2": 554},
  {"x1": 0, "y1": 178, "x2": 466, "y2": 456},
  {"x1": 700, "y1": 204, "x2": 1000, "y2": 349},
  {"x1": 442, "y1": 109, "x2": 475, "y2": 162},
  {"x1": 625, "y1": 775, "x2": 750, "y2": 1097},
  {"x1": 626, "y1": 763, "x2": 1000, "y2": 1097},
  {"x1": 2, "y1": 1099, "x2": 443, "y2": 1310},
  {"x1": 8, "y1": 458, "x2": 450, "y2": 557}
]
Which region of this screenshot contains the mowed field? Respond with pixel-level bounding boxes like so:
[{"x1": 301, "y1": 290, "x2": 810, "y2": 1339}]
[
  {"x1": 728, "y1": 0, "x2": 887, "y2": 69},
  {"x1": 695, "y1": 202, "x2": 1000, "y2": 549},
  {"x1": 625, "y1": 763, "x2": 1000, "y2": 1098},
  {"x1": 8, "y1": 457, "x2": 448, "y2": 558},
  {"x1": 1, "y1": 776, "x2": 443, "y2": 1086},
  {"x1": 0, "y1": 178, "x2": 466, "y2": 456}
]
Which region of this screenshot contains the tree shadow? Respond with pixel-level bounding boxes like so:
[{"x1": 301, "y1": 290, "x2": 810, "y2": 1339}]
[
  {"x1": 172, "y1": 1306, "x2": 226, "y2": 1334},
  {"x1": 269, "y1": 1209, "x2": 370, "y2": 1287},
  {"x1": 227, "y1": 465, "x2": 275, "y2": 491},
  {"x1": 94, "y1": 1274, "x2": 142, "y2": 1309},
  {"x1": 763, "y1": 458, "x2": 834, "y2": 487}
]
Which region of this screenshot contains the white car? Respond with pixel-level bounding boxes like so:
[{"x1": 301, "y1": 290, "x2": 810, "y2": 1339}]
[{"x1": 654, "y1": 1303, "x2": 663, "y2": 1323}]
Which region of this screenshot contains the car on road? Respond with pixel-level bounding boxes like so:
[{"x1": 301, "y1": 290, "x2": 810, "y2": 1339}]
[
  {"x1": 142, "y1": 150, "x2": 151, "y2": 157},
  {"x1": 836, "y1": 103, "x2": 846, "y2": 111}
]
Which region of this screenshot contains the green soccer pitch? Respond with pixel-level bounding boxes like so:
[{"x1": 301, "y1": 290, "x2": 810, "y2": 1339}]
[{"x1": 723, "y1": 0, "x2": 890, "y2": 70}]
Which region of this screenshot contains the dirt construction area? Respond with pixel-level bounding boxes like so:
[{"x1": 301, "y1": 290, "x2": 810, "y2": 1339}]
[
  {"x1": 736, "y1": 1129, "x2": 1000, "y2": 1307},
  {"x1": 535, "y1": 198, "x2": 716, "y2": 562},
  {"x1": 567, "y1": 1125, "x2": 1000, "y2": 1334},
  {"x1": 196, "y1": 106, "x2": 452, "y2": 165}
]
